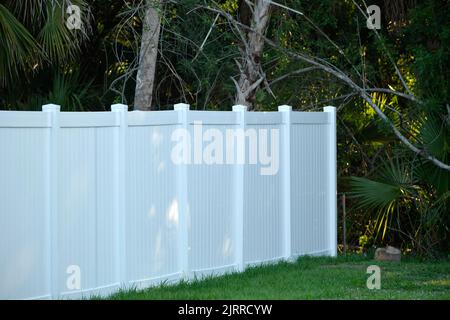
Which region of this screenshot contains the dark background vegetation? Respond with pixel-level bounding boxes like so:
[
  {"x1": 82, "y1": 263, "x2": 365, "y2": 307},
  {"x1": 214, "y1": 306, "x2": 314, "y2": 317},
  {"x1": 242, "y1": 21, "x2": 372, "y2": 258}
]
[{"x1": 0, "y1": 0, "x2": 449, "y2": 257}]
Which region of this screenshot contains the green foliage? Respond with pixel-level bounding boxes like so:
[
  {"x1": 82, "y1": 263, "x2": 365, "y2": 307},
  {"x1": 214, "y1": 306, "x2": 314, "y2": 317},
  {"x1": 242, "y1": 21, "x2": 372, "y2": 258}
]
[
  {"x1": 405, "y1": 0, "x2": 450, "y2": 105},
  {"x1": 339, "y1": 0, "x2": 450, "y2": 257},
  {"x1": 349, "y1": 157, "x2": 415, "y2": 240},
  {"x1": 45, "y1": 71, "x2": 99, "y2": 111},
  {"x1": 0, "y1": 0, "x2": 93, "y2": 108},
  {"x1": 0, "y1": 4, "x2": 41, "y2": 86},
  {"x1": 417, "y1": 116, "x2": 450, "y2": 195},
  {"x1": 348, "y1": 153, "x2": 449, "y2": 256},
  {"x1": 37, "y1": 3, "x2": 81, "y2": 66}
]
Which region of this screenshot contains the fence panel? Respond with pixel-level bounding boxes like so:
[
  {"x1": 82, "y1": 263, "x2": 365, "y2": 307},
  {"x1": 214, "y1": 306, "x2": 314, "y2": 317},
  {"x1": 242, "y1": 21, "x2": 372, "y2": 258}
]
[
  {"x1": 290, "y1": 111, "x2": 335, "y2": 256},
  {"x1": 0, "y1": 112, "x2": 50, "y2": 299},
  {"x1": 186, "y1": 112, "x2": 239, "y2": 277},
  {"x1": 243, "y1": 113, "x2": 284, "y2": 265},
  {"x1": 125, "y1": 120, "x2": 180, "y2": 287},
  {"x1": 56, "y1": 125, "x2": 117, "y2": 297},
  {"x1": 0, "y1": 104, "x2": 336, "y2": 299}
]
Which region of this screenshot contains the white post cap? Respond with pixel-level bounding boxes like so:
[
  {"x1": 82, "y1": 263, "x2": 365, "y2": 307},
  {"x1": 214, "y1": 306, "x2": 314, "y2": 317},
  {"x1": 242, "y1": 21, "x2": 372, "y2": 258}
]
[
  {"x1": 111, "y1": 104, "x2": 128, "y2": 112},
  {"x1": 174, "y1": 103, "x2": 190, "y2": 111},
  {"x1": 232, "y1": 105, "x2": 248, "y2": 112},
  {"x1": 323, "y1": 106, "x2": 336, "y2": 113},
  {"x1": 278, "y1": 105, "x2": 292, "y2": 112},
  {"x1": 42, "y1": 104, "x2": 61, "y2": 112}
]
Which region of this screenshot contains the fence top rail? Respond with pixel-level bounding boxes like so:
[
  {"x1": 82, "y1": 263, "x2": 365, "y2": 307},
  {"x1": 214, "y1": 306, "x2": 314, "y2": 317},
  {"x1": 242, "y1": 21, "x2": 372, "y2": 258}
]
[
  {"x1": 246, "y1": 112, "x2": 282, "y2": 125},
  {"x1": 291, "y1": 112, "x2": 330, "y2": 124},
  {"x1": 128, "y1": 110, "x2": 180, "y2": 127},
  {"x1": 187, "y1": 111, "x2": 237, "y2": 125},
  {"x1": 0, "y1": 107, "x2": 334, "y2": 128},
  {"x1": 60, "y1": 112, "x2": 118, "y2": 128},
  {"x1": 0, "y1": 111, "x2": 51, "y2": 128}
]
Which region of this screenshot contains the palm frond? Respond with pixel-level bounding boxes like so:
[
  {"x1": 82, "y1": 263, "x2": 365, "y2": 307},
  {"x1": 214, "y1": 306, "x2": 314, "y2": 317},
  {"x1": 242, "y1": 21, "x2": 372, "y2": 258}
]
[
  {"x1": 37, "y1": 2, "x2": 80, "y2": 65},
  {"x1": 5, "y1": 0, "x2": 47, "y2": 28},
  {"x1": 0, "y1": 4, "x2": 42, "y2": 87},
  {"x1": 46, "y1": 71, "x2": 99, "y2": 111},
  {"x1": 348, "y1": 176, "x2": 401, "y2": 208},
  {"x1": 348, "y1": 156, "x2": 416, "y2": 240},
  {"x1": 415, "y1": 114, "x2": 450, "y2": 195}
]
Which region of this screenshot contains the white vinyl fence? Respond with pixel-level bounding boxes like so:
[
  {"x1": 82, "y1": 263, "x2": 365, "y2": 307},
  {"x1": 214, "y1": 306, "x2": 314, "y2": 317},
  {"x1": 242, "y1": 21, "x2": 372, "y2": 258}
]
[{"x1": 0, "y1": 103, "x2": 336, "y2": 299}]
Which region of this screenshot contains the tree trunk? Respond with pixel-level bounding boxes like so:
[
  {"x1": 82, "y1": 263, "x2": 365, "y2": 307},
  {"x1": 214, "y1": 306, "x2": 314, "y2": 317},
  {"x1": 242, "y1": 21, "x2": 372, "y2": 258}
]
[
  {"x1": 134, "y1": 1, "x2": 162, "y2": 110},
  {"x1": 234, "y1": 0, "x2": 271, "y2": 109}
]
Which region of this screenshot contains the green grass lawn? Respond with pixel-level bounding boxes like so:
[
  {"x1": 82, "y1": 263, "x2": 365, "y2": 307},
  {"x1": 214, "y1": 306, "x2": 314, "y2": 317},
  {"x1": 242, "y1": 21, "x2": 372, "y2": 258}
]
[{"x1": 106, "y1": 255, "x2": 450, "y2": 300}]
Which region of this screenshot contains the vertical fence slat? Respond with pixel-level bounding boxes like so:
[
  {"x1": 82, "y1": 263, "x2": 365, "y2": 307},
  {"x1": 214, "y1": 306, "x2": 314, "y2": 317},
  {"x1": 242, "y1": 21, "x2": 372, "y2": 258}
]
[
  {"x1": 174, "y1": 103, "x2": 190, "y2": 279},
  {"x1": 278, "y1": 105, "x2": 292, "y2": 261},
  {"x1": 111, "y1": 104, "x2": 128, "y2": 287},
  {"x1": 232, "y1": 105, "x2": 247, "y2": 272},
  {"x1": 324, "y1": 106, "x2": 337, "y2": 257},
  {"x1": 42, "y1": 104, "x2": 60, "y2": 299}
]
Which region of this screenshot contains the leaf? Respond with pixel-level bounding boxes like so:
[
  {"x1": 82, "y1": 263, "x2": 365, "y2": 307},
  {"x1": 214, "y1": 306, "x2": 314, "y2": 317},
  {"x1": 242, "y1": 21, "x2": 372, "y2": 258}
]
[
  {"x1": 348, "y1": 176, "x2": 401, "y2": 209},
  {"x1": 0, "y1": 4, "x2": 42, "y2": 86}
]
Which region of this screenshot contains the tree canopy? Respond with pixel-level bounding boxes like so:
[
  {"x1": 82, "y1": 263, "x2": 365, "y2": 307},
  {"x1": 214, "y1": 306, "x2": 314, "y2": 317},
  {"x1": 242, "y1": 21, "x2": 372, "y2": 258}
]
[{"x1": 0, "y1": 0, "x2": 449, "y2": 256}]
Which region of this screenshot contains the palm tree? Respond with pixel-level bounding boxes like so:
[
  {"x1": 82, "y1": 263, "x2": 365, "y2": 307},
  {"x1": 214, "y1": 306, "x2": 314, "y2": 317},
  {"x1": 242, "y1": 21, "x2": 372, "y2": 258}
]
[{"x1": 0, "y1": 0, "x2": 92, "y2": 108}]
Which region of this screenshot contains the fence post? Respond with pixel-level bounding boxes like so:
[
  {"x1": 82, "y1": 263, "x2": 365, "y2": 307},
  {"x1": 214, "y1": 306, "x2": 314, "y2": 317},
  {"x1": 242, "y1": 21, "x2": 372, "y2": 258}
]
[
  {"x1": 174, "y1": 103, "x2": 190, "y2": 279},
  {"x1": 232, "y1": 105, "x2": 247, "y2": 272},
  {"x1": 278, "y1": 105, "x2": 292, "y2": 261},
  {"x1": 324, "y1": 106, "x2": 337, "y2": 257},
  {"x1": 111, "y1": 104, "x2": 128, "y2": 287},
  {"x1": 42, "y1": 104, "x2": 60, "y2": 299}
]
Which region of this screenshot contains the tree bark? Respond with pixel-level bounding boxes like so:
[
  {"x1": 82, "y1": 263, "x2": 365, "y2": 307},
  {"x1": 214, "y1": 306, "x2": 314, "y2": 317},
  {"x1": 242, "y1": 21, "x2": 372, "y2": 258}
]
[
  {"x1": 234, "y1": 0, "x2": 271, "y2": 109},
  {"x1": 134, "y1": 0, "x2": 162, "y2": 110}
]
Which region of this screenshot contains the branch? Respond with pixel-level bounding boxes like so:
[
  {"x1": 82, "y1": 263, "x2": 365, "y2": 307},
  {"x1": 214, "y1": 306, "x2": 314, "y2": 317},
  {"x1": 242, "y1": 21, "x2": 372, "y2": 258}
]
[
  {"x1": 264, "y1": 0, "x2": 363, "y2": 80},
  {"x1": 364, "y1": 88, "x2": 422, "y2": 104},
  {"x1": 193, "y1": 13, "x2": 220, "y2": 61},
  {"x1": 209, "y1": 8, "x2": 450, "y2": 171},
  {"x1": 269, "y1": 67, "x2": 319, "y2": 85},
  {"x1": 352, "y1": 0, "x2": 413, "y2": 96}
]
